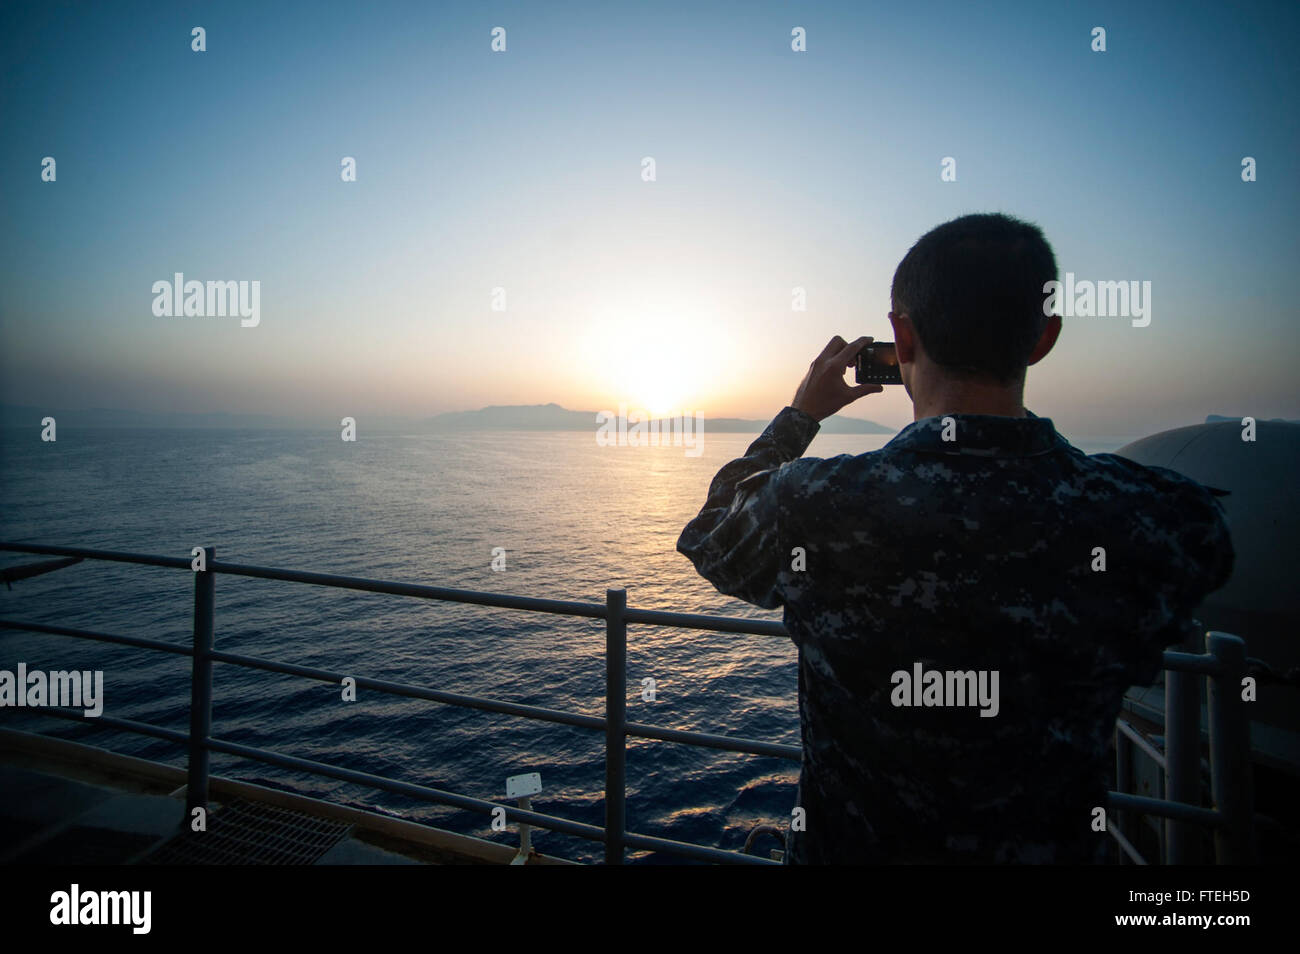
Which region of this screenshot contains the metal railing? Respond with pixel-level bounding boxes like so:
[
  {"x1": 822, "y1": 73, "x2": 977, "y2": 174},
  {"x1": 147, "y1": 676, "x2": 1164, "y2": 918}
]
[
  {"x1": 0, "y1": 541, "x2": 798, "y2": 865},
  {"x1": 0, "y1": 541, "x2": 1256, "y2": 864},
  {"x1": 1110, "y1": 632, "x2": 1256, "y2": 864}
]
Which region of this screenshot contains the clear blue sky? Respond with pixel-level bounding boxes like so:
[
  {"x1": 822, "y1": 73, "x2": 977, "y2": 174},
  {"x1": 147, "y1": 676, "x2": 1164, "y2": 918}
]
[{"x1": 2, "y1": 0, "x2": 1296, "y2": 436}]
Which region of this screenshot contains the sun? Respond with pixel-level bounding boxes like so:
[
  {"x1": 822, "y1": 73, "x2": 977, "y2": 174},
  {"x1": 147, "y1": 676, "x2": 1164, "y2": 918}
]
[
  {"x1": 633, "y1": 378, "x2": 681, "y2": 419},
  {"x1": 584, "y1": 299, "x2": 731, "y2": 420},
  {"x1": 622, "y1": 340, "x2": 693, "y2": 418}
]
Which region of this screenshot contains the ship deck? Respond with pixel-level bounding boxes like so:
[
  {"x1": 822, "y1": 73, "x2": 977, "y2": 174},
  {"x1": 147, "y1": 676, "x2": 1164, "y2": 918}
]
[{"x1": 0, "y1": 728, "x2": 573, "y2": 865}]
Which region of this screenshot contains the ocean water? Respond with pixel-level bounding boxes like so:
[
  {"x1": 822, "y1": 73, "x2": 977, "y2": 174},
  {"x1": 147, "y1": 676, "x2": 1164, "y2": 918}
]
[{"x1": 0, "y1": 423, "x2": 1125, "y2": 863}]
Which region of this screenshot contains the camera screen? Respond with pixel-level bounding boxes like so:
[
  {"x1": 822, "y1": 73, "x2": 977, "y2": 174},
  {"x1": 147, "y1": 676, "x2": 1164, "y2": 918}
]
[{"x1": 856, "y1": 343, "x2": 903, "y2": 385}]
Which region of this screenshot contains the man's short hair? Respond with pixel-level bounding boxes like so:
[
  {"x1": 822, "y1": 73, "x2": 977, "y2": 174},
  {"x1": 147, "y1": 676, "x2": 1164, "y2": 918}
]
[{"x1": 890, "y1": 213, "x2": 1058, "y2": 384}]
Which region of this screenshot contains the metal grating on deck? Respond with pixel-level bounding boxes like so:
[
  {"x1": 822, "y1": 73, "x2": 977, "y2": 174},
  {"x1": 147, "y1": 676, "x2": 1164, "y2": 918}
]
[{"x1": 142, "y1": 799, "x2": 352, "y2": 865}]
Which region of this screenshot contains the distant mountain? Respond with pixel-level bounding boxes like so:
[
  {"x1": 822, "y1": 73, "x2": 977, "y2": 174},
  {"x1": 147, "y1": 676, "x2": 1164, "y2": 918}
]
[
  {"x1": 422, "y1": 403, "x2": 895, "y2": 434},
  {"x1": 422, "y1": 403, "x2": 594, "y2": 430},
  {"x1": 0, "y1": 401, "x2": 897, "y2": 434},
  {"x1": 1206, "y1": 414, "x2": 1299, "y2": 424}
]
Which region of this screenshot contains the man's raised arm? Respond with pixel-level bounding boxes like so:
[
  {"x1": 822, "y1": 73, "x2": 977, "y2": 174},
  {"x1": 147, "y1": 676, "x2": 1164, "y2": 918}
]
[
  {"x1": 676, "y1": 335, "x2": 883, "y2": 608},
  {"x1": 675, "y1": 406, "x2": 820, "y2": 609}
]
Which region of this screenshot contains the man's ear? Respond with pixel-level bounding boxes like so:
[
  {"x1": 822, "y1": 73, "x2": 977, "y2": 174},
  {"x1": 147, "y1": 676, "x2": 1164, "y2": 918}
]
[
  {"x1": 890, "y1": 312, "x2": 916, "y2": 364},
  {"x1": 1027, "y1": 314, "x2": 1062, "y2": 366}
]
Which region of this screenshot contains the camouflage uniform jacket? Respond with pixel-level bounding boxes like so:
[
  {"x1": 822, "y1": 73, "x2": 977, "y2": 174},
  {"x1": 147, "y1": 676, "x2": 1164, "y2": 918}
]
[{"x1": 677, "y1": 406, "x2": 1234, "y2": 864}]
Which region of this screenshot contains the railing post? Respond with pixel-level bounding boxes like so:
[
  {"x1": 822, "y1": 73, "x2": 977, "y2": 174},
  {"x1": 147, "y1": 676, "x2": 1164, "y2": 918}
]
[
  {"x1": 187, "y1": 545, "x2": 216, "y2": 815},
  {"x1": 604, "y1": 588, "x2": 627, "y2": 865},
  {"x1": 1206, "y1": 631, "x2": 1255, "y2": 864},
  {"x1": 1164, "y1": 664, "x2": 1201, "y2": 863},
  {"x1": 1114, "y1": 726, "x2": 1132, "y2": 863}
]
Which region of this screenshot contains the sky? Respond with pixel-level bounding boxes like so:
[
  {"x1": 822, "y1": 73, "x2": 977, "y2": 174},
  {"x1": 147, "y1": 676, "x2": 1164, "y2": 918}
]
[{"x1": 1, "y1": 0, "x2": 1297, "y2": 438}]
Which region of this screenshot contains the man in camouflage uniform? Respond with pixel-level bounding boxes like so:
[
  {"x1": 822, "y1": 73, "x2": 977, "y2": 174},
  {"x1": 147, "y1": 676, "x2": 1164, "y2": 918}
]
[{"x1": 677, "y1": 213, "x2": 1234, "y2": 864}]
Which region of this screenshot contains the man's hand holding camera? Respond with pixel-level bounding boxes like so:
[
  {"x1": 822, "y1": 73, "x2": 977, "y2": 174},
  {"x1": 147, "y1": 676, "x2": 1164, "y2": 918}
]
[{"x1": 791, "y1": 335, "x2": 883, "y2": 422}]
